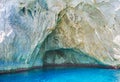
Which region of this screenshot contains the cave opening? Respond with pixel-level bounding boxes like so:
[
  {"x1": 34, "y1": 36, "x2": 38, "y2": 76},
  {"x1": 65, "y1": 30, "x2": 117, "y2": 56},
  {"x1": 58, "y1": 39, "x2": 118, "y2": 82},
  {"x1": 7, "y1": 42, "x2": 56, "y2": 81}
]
[{"x1": 42, "y1": 49, "x2": 101, "y2": 67}]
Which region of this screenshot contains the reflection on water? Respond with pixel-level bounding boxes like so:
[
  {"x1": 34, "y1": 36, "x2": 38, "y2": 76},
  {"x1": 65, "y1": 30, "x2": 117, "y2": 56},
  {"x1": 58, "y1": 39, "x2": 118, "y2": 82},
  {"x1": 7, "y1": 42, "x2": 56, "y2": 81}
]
[{"x1": 0, "y1": 67, "x2": 120, "y2": 82}]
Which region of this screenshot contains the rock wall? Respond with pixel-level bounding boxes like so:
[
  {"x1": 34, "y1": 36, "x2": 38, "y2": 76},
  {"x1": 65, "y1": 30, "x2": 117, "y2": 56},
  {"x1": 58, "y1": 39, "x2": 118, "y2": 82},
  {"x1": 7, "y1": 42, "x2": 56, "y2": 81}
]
[
  {"x1": 0, "y1": 0, "x2": 120, "y2": 71},
  {"x1": 0, "y1": 0, "x2": 56, "y2": 70}
]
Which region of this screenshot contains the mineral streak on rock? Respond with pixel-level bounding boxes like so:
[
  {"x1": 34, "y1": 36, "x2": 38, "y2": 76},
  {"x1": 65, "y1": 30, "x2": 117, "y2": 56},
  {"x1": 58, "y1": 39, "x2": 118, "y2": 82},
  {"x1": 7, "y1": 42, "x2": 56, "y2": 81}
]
[{"x1": 0, "y1": 0, "x2": 120, "y2": 71}]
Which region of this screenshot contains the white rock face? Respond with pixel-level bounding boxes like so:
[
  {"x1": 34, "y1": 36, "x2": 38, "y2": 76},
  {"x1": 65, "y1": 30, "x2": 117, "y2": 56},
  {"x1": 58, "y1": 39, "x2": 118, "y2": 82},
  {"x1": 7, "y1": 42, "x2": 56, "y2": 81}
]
[
  {"x1": 0, "y1": 0, "x2": 120, "y2": 71},
  {"x1": 0, "y1": 0, "x2": 56, "y2": 70}
]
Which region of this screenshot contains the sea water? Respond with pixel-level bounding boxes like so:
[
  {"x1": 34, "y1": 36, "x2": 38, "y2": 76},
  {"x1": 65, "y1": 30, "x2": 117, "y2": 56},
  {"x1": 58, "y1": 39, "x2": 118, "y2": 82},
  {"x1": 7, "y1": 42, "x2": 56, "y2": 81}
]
[{"x1": 0, "y1": 67, "x2": 120, "y2": 82}]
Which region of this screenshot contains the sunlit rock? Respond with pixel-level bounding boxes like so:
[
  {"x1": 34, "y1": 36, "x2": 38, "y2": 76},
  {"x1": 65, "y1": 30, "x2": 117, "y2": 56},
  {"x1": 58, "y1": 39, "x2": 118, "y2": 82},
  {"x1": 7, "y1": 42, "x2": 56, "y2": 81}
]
[
  {"x1": 43, "y1": 1, "x2": 120, "y2": 66},
  {"x1": 0, "y1": 0, "x2": 120, "y2": 71},
  {"x1": 0, "y1": 0, "x2": 56, "y2": 70}
]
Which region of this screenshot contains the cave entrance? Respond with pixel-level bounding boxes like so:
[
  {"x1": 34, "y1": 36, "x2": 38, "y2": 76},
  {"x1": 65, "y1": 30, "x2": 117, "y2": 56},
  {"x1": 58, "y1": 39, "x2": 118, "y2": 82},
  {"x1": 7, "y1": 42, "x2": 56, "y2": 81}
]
[{"x1": 42, "y1": 49, "x2": 101, "y2": 66}]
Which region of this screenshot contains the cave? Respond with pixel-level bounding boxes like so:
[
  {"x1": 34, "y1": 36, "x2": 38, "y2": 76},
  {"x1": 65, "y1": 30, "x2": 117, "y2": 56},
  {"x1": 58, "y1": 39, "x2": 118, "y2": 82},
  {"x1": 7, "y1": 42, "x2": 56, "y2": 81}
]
[{"x1": 43, "y1": 49, "x2": 101, "y2": 66}]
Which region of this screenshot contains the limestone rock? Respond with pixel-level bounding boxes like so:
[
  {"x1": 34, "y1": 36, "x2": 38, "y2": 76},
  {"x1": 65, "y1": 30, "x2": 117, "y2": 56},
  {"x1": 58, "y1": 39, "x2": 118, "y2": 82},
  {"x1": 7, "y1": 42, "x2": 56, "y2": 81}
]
[
  {"x1": 0, "y1": 0, "x2": 56, "y2": 70},
  {"x1": 0, "y1": 0, "x2": 120, "y2": 71},
  {"x1": 43, "y1": 1, "x2": 120, "y2": 66}
]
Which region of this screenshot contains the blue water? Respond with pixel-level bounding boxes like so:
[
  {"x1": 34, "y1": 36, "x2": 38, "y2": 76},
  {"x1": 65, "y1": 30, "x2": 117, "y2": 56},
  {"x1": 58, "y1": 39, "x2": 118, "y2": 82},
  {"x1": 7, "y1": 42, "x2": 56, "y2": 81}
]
[{"x1": 0, "y1": 67, "x2": 120, "y2": 82}]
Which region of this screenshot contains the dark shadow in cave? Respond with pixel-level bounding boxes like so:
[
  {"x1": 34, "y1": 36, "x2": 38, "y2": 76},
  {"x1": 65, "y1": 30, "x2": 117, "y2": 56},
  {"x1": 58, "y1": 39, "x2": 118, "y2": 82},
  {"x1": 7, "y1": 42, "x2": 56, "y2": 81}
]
[{"x1": 42, "y1": 49, "x2": 103, "y2": 67}]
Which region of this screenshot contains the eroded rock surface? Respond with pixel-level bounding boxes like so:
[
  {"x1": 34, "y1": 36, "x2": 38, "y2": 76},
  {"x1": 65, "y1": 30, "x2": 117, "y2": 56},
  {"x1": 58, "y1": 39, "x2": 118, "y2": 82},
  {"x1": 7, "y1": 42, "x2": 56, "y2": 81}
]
[
  {"x1": 0, "y1": 0, "x2": 120, "y2": 71},
  {"x1": 0, "y1": 0, "x2": 56, "y2": 70}
]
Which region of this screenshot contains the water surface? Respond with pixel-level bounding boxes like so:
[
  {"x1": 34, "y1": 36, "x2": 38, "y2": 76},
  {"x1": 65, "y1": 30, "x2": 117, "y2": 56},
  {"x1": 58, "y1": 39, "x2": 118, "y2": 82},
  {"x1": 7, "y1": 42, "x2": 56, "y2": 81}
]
[{"x1": 0, "y1": 67, "x2": 120, "y2": 82}]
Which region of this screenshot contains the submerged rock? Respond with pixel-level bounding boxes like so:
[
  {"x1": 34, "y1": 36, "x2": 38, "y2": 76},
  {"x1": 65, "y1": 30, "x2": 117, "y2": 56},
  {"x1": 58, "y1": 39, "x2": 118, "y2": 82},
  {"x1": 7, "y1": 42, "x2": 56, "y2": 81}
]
[{"x1": 0, "y1": 0, "x2": 120, "y2": 71}]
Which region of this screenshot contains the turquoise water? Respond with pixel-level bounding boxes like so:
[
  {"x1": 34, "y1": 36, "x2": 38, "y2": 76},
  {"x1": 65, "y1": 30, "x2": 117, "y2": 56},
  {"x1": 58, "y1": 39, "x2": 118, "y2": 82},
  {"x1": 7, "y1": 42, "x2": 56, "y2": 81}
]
[{"x1": 0, "y1": 67, "x2": 120, "y2": 82}]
